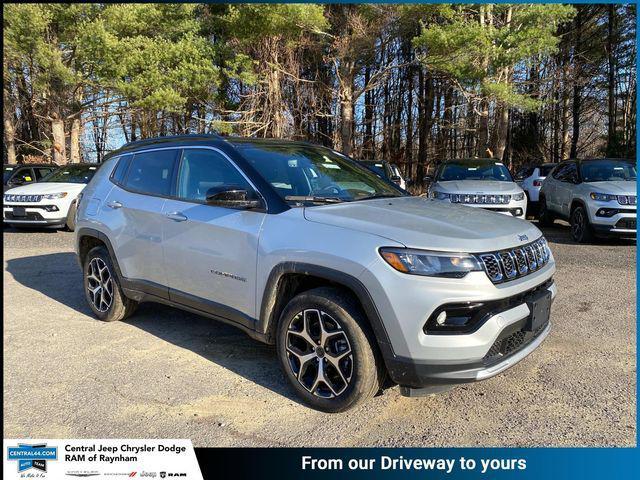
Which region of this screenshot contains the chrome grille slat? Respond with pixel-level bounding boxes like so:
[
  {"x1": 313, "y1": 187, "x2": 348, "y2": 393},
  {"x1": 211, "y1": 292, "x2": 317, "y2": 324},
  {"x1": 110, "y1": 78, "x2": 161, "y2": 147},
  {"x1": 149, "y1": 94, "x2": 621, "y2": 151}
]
[{"x1": 477, "y1": 237, "x2": 551, "y2": 284}]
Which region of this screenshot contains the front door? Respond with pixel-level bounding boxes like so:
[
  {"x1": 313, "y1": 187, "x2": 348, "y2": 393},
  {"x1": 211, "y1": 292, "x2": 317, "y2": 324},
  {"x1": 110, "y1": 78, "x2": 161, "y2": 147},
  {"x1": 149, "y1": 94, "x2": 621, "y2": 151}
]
[{"x1": 161, "y1": 148, "x2": 265, "y2": 327}]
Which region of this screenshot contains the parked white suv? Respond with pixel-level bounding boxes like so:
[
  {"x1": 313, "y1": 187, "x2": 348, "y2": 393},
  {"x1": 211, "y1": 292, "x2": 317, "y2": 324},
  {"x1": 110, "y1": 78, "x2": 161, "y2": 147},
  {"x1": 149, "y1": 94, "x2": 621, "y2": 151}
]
[
  {"x1": 514, "y1": 163, "x2": 556, "y2": 211},
  {"x1": 428, "y1": 159, "x2": 527, "y2": 219},
  {"x1": 539, "y1": 158, "x2": 636, "y2": 243},
  {"x1": 75, "y1": 135, "x2": 556, "y2": 412},
  {"x1": 4, "y1": 164, "x2": 99, "y2": 231}
]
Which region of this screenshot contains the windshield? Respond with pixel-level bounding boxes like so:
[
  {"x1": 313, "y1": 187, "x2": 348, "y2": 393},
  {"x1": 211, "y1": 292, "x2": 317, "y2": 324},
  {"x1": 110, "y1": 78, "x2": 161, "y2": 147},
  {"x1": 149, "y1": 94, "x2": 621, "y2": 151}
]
[
  {"x1": 41, "y1": 165, "x2": 98, "y2": 184},
  {"x1": 580, "y1": 159, "x2": 636, "y2": 182},
  {"x1": 363, "y1": 162, "x2": 386, "y2": 177},
  {"x1": 438, "y1": 161, "x2": 513, "y2": 182},
  {"x1": 235, "y1": 143, "x2": 402, "y2": 203}
]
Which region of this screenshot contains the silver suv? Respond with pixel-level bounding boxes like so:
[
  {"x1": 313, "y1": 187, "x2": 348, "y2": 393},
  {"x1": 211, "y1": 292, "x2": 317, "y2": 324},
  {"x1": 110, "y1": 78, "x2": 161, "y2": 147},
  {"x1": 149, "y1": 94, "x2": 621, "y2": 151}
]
[
  {"x1": 428, "y1": 158, "x2": 528, "y2": 219},
  {"x1": 539, "y1": 158, "x2": 636, "y2": 243},
  {"x1": 75, "y1": 135, "x2": 556, "y2": 412}
]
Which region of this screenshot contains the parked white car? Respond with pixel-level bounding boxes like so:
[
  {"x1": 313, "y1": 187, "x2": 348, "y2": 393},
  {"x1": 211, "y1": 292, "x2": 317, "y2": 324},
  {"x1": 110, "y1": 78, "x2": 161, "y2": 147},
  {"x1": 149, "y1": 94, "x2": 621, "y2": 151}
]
[
  {"x1": 3, "y1": 164, "x2": 99, "y2": 231},
  {"x1": 514, "y1": 163, "x2": 556, "y2": 206},
  {"x1": 539, "y1": 158, "x2": 636, "y2": 242},
  {"x1": 428, "y1": 158, "x2": 527, "y2": 219}
]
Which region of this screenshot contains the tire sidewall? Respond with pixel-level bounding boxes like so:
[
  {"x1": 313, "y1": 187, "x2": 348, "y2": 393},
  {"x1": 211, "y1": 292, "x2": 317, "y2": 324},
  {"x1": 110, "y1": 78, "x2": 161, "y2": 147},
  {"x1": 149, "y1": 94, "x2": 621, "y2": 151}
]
[
  {"x1": 276, "y1": 289, "x2": 379, "y2": 413},
  {"x1": 83, "y1": 246, "x2": 122, "y2": 321},
  {"x1": 571, "y1": 206, "x2": 591, "y2": 243}
]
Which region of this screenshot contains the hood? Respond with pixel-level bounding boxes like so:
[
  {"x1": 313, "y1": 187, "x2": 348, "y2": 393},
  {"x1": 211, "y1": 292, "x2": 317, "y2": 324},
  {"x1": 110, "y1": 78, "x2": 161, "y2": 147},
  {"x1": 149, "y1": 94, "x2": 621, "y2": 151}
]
[
  {"x1": 584, "y1": 180, "x2": 636, "y2": 195},
  {"x1": 4, "y1": 182, "x2": 87, "y2": 195},
  {"x1": 304, "y1": 196, "x2": 542, "y2": 253},
  {"x1": 433, "y1": 180, "x2": 522, "y2": 194}
]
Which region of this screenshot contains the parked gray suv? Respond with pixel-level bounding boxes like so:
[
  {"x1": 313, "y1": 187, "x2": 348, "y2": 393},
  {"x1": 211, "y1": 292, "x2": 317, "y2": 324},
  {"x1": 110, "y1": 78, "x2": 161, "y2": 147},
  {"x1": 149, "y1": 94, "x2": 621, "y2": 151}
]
[
  {"x1": 539, "y1": 158, "x2": 636, "y2": 243},
  {"x1": 75, "y1": 135, "x2": 556, "y2": 412}
]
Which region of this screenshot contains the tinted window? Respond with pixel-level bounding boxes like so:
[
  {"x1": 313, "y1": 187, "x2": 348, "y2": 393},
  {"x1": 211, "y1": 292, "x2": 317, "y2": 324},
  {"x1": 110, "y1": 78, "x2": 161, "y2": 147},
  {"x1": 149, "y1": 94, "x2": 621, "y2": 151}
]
[
  {"x1": 580, "y1": 159, "x2": 637, "y2": 182},
  {"x1": 34, "y1": 167, "x2": 55, "y2": 180},
  {"x1": 11, "y1": 167, "x2": 35, "y2": 183},
  {"x1": 437, "y1": 161, "x2": 513, "y2": 182},
  {"x1": 236, "y1": 144, "x2": 400, "y2": 203},
  {"x1": 42, "y1": 165, "x2": 98, "y2": 184},
  {"x1": 111, "y1": 155, "x2": 133, "y2": 185},
  {"x1": 539, "y1": 165, "x2": 554, "y2": 177},
  {"x1": 552, "y1": 163, "x2": 569, "y2": 180},
  {"x1": 176, "y1": 149, "x2": 252, "y2": 202},
  {"x1": 124, "y1": 150, "x2": 178, "y2": 196}
]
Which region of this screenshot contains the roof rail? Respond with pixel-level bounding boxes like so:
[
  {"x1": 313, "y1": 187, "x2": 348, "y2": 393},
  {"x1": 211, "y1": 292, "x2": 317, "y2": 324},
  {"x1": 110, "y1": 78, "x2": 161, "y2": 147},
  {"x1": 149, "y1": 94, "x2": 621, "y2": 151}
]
[{"x1": 121, "y1": 133, "x2": 223, "y2": 149}]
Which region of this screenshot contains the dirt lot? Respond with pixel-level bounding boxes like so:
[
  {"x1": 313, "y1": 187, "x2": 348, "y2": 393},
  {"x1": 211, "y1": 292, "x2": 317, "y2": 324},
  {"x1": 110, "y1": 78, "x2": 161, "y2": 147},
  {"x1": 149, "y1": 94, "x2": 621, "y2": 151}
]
[{"x1": 3, "y1": 222, "x2": 636, "y2": 447}]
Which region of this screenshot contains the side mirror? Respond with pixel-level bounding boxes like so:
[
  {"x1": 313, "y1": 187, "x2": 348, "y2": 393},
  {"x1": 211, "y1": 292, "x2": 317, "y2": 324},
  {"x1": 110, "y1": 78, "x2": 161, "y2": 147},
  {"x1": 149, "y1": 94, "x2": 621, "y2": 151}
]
[
  {"x1": 205, "y1": 185, "x2": 262, "y2": 209},
  {"x1": 423, "y1": 175, "x2": 434, "y2": 186},
  {"x1": 390, "y1": 175, "x2": 402, "y2": 183}
]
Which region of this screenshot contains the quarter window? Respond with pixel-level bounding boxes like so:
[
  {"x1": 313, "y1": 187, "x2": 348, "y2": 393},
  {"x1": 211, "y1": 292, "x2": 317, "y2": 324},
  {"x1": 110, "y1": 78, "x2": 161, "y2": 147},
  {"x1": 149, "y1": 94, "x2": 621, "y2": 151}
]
[
  {"x1": 111, "y1": 155, "x2": 133, "y2": 185},
  {"x1": 123, "y1": 150, "x2": 178, "y2": 196},
  {"x1": 176, "y1": 149, "x2": 253, "y2": 202}
]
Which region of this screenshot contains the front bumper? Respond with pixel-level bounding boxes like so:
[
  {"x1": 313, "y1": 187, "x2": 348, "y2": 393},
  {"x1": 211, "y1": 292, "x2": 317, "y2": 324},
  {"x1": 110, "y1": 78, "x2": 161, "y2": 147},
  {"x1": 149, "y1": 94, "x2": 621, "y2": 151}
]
[
  {"x1": 3, "y1": 204, "x2": 67, "y2": 226},
  {"x1": 587, "y1": 202, "x2": 636, "y2": 236}
]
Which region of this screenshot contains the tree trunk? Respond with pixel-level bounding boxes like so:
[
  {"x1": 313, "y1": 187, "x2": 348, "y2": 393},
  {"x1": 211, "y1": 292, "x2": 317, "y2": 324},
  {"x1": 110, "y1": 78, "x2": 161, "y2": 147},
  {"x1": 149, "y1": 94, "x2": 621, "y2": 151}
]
[
  {"x1": 606, "y1": 4, "x2": 617, "y2": 155},
  {"x1": 70, "y1": 116, "x2": 81, "y2": 163},
  {"x1": 51, "y1": 116, "x2": 67, "y2": 165},
  {"x1": 339, "y1": 64, "x2": 355, "y2": 155},
  {"x1": 4, "y1": 117, "x2": 17, "y2": 164},
  {"x1": 493, "y1": 104, "x2": 509, "y2": 160},
  {"x1": 570, "y1": 8, "x2": 583, "y2": 159}
]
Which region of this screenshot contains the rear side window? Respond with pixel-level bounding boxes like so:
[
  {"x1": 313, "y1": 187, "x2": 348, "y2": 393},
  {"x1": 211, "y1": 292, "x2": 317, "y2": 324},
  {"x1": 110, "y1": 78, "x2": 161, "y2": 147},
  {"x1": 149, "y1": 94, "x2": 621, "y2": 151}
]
[
  {"x1": 111, "y1": 155, "x2": 133, "y2": 185},
  {"x1": 124, "y1": 150, "x2": 178, "y2": 196}
]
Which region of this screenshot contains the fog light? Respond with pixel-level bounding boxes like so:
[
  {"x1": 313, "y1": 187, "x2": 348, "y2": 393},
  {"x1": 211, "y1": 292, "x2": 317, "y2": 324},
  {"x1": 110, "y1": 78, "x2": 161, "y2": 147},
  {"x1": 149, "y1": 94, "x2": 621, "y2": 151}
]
[
  {"x1": 596, "y1": 208, "x2": 617, "y2": 217},
  {"x1": 513, "y1": 208, "x2": 523, "y2": 216},
  {"x1": 44, "y1": 205, "x2": 59, "y2": 212},
  {"x1": 436, "y1": 311, "x2": 447, "y2": 326}
]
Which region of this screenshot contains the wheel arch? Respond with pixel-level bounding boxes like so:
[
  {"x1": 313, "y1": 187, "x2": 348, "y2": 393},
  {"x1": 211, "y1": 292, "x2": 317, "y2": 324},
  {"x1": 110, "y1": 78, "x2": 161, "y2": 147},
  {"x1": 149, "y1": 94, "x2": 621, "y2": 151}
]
[
  {"x1": 258, "y1": 262, "x2": 394, "y2": 358},
  {"x1": 76, "y1": 227, "x2": 124, "y2": 280}
]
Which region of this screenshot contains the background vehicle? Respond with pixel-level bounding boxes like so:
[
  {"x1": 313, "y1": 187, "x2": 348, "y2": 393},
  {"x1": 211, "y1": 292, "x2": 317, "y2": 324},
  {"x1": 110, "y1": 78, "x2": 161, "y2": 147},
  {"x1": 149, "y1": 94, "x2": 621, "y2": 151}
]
[
  {"x1": 428, "y1": 158, "x2": 528, "y2": 218},
  {"x1": 514, "y1": 163, "x2": 556, "y2": 213},
  {"x1": 3, "y1": 163, "x2": 57, "y2": 192},
  {"x1": 539, "y1": 158, "x2": 636, "y2": 243},
  {"x1": 359, "y1": 160, "x2": 407, "y2": 190},
  {"x1": 76, "y1": 135, "x2": 555, "y2": 412},
  {"x1": 4, "y1": 163, "x2": 99, "y2": 231}
]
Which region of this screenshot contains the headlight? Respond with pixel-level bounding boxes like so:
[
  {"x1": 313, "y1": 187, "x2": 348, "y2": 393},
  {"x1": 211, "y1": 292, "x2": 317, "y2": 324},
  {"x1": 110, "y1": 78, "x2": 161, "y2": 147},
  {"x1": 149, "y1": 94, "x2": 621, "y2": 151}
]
[
  {"x1": 431, "y1": 191, "x2": 450, "y2": 200},
  {"x1": 379, "y1": 247, "x2": 483, "y2": 278},
  {"x1": 590, "y1": 192, "x2": 617, "y2": 202},
  {"x1": 513, "y1": 192, "x2": 525, "y2": 201},
  {"x1": 42, "y1": 192, "x2": 68, "y2": 200}
]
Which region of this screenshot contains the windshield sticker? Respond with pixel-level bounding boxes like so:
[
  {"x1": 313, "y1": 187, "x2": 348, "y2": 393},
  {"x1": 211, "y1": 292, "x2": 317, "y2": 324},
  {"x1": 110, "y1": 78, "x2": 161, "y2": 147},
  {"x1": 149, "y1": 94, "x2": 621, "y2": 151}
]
[{"x1": 287, "y1": 159, "x2": 298, "y2": 168}]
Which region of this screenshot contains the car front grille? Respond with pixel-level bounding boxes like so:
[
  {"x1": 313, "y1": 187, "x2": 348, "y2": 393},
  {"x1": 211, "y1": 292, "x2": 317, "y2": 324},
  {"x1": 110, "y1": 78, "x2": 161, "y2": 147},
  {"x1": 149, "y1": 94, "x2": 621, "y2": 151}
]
[
  {"x1": 483, "y1": 322, "x2": 547, "y2": 365},
  {"x1": 477, "y1": 237, "x2": 551, "y2": 284},
  {"x1": 4, "y1": 194, "x2": 43, "y2": 203},
  {"x1": 617, "y1": 195, "x2": 637, "y2": 206},
  {"x1": 450, "y1": 194, "x2": 512, "y2": 204},
  {"x1": 615, "y1": 218, "x2": 637, "y2": 230}
]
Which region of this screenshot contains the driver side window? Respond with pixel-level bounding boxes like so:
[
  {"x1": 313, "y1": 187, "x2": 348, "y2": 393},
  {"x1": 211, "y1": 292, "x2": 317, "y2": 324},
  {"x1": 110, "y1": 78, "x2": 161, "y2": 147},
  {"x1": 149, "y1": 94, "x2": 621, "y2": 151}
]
[
  {"x1": 12, "y1": 167, "x2": 34, "y2": 184},
  {"x1": 176, "y1": 149, "x2": 254, "y2": 203}
]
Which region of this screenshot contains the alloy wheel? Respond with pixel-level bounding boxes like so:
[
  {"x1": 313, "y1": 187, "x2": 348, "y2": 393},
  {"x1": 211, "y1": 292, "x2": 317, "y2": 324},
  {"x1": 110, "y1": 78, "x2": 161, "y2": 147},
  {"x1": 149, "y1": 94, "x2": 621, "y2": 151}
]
[
  {"x1": 285, "y1": 309, "x2": 353, "y2": 398},
  {"x1": 86, "y1": 257, "x2": 114, "y2": 312},
  {"x1": 572, "y1": 209, "x2": 584, "y2": 239}
]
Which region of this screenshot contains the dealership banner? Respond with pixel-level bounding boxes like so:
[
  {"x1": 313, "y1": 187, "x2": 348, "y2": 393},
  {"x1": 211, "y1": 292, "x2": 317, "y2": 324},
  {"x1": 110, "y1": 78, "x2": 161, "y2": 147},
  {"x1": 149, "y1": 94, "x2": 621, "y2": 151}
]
[{"x1": 3, "y1": 439, "x2": 202, "y2": 479}]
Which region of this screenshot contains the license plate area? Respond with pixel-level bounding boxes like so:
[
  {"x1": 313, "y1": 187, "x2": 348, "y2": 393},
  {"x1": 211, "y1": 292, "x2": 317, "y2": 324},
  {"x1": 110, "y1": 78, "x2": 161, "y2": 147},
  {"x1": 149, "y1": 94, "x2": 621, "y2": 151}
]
[
  {"x1": 525, "y1": 289, "x2": 551, "y2": 332},
  {"x1": 12, "y1": 207, "x2": 26, "y2": 217}
]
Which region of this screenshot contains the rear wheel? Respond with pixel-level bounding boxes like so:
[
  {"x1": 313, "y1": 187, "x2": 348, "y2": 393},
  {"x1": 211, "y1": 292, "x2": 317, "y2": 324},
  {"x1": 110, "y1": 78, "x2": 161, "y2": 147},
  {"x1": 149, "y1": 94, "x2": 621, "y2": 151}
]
[
  {"x1": 276, "y1": 287, "x2": 383, "y2": 413},
  {"x1": 83, "y1": 246, "x2": 138, "y2": 322},
  {"x1": 570, "y1": 205, "x2": 594, "y2": 243}
]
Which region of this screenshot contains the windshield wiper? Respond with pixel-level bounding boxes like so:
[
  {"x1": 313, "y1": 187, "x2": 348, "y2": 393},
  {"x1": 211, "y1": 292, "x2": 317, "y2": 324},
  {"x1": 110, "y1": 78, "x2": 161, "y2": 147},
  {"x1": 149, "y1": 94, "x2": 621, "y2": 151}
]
[
  {"x1": 351, "y1": 193, "x2": 402, "y2": 202},
  {"x1": 284, "y1": 195, "x2": 344, "y2": 204}
]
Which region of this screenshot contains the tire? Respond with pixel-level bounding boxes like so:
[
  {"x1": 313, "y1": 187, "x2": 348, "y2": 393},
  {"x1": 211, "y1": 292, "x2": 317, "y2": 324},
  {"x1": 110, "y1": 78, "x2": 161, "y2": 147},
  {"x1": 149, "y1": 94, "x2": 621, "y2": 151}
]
[
  {"x1": 65, "y1": 201, "x2": 77, "y2": 231},
  {"x1": 538, "y1": 197, "x2": 554, "y2": 227},
  {"x1": 83, "y1": 246, "x2": 138, "y2": 322},
  {"x1": 276, "y1": 287, "x2": 383, "y2": 413},
  {"x1": 570, "y1": 205, "x2": 594, "y2": 243}
]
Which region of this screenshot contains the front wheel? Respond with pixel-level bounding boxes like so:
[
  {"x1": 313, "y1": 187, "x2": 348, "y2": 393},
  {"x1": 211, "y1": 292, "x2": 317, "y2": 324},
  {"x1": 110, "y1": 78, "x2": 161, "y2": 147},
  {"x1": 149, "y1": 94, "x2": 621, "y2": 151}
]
[
  {"x1": 538, "y1": 197, "x2": 554, "y2": 227},
  {"x1": 570, "y1": 205, "x2": 594, "y2": 243},
  {"x1": 83, "y1": 246, "x2": 138, "y2": 321},
  {"x1": 276, "y1": 287, "x2": 383, "y2": 413}
]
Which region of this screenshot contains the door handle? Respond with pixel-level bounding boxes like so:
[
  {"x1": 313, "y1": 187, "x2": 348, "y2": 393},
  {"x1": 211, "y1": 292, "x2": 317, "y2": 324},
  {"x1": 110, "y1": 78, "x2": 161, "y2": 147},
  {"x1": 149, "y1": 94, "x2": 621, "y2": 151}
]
[
  {"x1": 165, "y1": 211, "x2": 188, "y2": 222},
  {"x1": 106, "y1": 200, "x2": 123, "y2": 209}
]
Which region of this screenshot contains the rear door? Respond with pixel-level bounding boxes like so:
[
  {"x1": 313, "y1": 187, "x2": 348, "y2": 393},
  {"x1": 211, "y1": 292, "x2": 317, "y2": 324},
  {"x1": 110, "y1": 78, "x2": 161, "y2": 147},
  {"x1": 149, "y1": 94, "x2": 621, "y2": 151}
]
[
  {"x1": 103, "y1": 148, "x2": 179, "y2": 289},
  {"x1": 555, "y1": 162, "x2": 578, "y2": 217},
  {"x1": 161, "y1": 147, "x2": 266, "y2": 325}
]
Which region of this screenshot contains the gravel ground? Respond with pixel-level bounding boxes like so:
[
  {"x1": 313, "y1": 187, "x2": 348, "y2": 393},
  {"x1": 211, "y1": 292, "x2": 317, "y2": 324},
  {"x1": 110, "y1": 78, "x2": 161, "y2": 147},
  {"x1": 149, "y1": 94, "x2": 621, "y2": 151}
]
[{"x1": 3, "y1": 222, "x2": 636, "y2": 447}]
